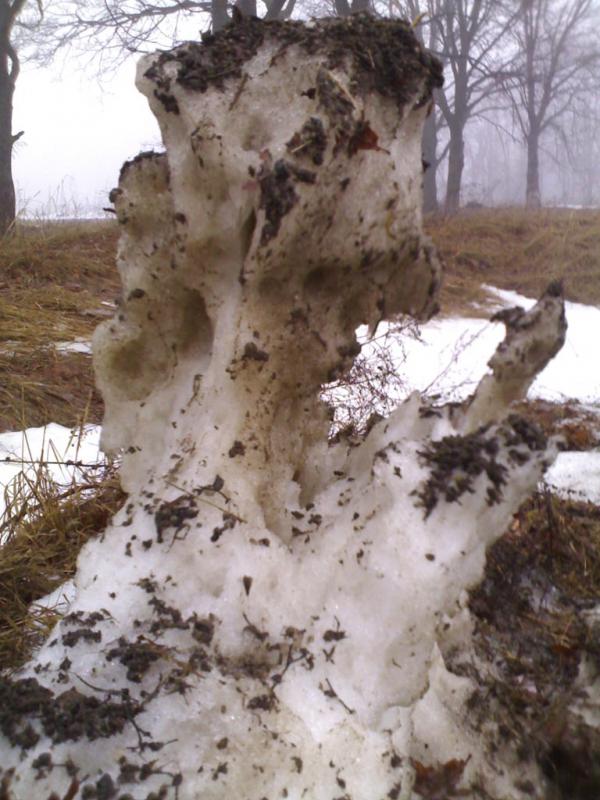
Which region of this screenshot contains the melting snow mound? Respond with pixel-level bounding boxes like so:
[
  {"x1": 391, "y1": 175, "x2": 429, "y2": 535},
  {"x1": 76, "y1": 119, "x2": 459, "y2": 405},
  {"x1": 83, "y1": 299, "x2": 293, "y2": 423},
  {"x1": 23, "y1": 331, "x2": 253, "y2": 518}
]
[{"x1": 0, "y1": 15, "x2": 590, "y2": 800}]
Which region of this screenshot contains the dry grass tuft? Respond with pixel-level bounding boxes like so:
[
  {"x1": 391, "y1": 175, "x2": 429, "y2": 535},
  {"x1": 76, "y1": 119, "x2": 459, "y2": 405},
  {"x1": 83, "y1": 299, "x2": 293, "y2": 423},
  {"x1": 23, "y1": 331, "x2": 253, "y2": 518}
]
[
  {"x1": 0, "y1": 458, "x2": 125, "y2": 673},
  {"x1": 0, "y1": 351, "x2": 104, "y2": 432},
  {"x1": 0, "y1": 220, "x2": 119, "y2": 294},
  {"x1": 466, "y1": 490, "x2": 600, "y2": 794},
  {"x1": 426, "y1": 207, "x2": 600, "y2": 315},
  {"x1": 0, "y1": 222, "x2": 123, "y2": 669},
  {"x1": 514, "y1": 399, "x2": 600, "y2": 450},
  {"x1": 0, "y1": 221, "x2": 119, "y2": 432}
]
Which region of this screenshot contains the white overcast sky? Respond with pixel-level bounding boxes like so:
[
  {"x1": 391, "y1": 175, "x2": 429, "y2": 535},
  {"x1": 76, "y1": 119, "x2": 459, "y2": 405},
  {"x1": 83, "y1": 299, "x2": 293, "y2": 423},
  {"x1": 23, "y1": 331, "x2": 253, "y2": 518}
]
[{"x1": 13, "y1": 54, "x2": 162, "y2": 218}]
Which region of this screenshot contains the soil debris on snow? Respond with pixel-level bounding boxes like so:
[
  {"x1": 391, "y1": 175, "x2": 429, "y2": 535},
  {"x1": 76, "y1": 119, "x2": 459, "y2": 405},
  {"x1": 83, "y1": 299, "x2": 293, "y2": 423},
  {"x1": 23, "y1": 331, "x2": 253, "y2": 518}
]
[{"x1": 462, "y1": 490, "x2": 600, "y2": 798}]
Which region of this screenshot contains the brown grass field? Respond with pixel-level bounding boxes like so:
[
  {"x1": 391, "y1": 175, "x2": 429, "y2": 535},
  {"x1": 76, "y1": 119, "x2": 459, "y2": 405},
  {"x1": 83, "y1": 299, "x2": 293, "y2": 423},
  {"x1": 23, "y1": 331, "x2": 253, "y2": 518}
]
[
  {"x1": 0, "y1": 221, "x2": 119, "y2": 432},
  {"x1": 427, "y1": 207, "x2": 600, "y2": 315}
]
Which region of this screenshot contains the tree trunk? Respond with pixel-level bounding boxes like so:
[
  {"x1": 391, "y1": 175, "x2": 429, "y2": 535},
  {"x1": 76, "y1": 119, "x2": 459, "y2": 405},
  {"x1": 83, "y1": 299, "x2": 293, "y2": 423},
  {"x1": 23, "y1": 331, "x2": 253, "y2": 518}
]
[
  {"x1": 334, "y1": 0, "x2": 351, "y2": 16},
  {"x1": 525, "y1": 128, "x2": 542, "y2": 209},
  {"x1": 237, "y1": 0, "x2": 257, "y2": 17},
  {"x1": 350, "y1": 0, "x2": 371, "y2": 12},
  {"x1": 422, "y1": 109, "x2": 438, "y2": 214},
  {"x1": 444, "y1": 122, "x2": 465, "y2": 215},
  {"x1": 0, "y1": 30, "x2": 17, "y2": 236},
  {"x1": 211, "y1": 0, "x2": 230, "y2": 31}
]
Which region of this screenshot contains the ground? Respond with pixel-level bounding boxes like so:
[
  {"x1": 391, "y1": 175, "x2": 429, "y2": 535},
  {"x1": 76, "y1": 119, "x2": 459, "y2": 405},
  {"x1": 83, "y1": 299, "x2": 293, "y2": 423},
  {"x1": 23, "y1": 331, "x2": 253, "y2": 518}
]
[
  {"x1": 430, "y1": 207, "x2": 600, "y2": 316},
  {"x1": 0, "y1": 221, "x2": 119, "y2": 431},
  {"x1": 0, "y1": 208, "x2": 599, "y2": 791}
]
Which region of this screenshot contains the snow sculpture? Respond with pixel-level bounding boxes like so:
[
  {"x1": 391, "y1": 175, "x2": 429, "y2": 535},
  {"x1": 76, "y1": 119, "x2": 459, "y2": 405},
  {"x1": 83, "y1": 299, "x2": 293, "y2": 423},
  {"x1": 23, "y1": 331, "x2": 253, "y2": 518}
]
[{"x1": 0, "y1": 15, "x2": 568, "y2": 800}]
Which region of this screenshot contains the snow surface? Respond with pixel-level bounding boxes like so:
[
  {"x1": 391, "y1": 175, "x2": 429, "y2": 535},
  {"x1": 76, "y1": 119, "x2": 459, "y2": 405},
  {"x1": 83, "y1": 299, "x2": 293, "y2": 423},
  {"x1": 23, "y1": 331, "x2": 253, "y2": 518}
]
[
  {"x1": 55, "y1": 339, "x2": 92, "y2": 355},
  {"x1": 545, "y1": 451, "x2": 600, "y2": 504},
  {"x1": 0, "y1": 423, "x2": 103, "y2": 523},
  {"x1": 366, "y1": 285, "x2": 600, "y2": 405}
]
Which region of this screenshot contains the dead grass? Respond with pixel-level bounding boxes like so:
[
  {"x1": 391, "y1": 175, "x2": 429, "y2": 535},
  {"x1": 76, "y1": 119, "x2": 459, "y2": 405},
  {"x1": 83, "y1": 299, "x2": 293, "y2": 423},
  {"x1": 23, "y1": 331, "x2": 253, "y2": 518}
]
[
  {"x1": 514, "y1": 398, "x2": 600, "y2": 451},
  {"x1": 0, "y1": 220, "x2": 119, "y2": 295},
  {"x1": 466, "y1": 490, "x2": 600, "y2": 795},
  {"x1": 0, "y1": 461, "x2": 125, "y2": 673},
  {"x1": 0, "y1": 221, "x2": 119, "y2": 432},
  {"x1": 0, "y1": 350, "x2": 104, "y2": 432},
  {"x1": 426, "y1": 207, "x2": 600, "y2": 316},
  {"x1": 0, "y1": 222, "x2": 124, "y2": 668}
]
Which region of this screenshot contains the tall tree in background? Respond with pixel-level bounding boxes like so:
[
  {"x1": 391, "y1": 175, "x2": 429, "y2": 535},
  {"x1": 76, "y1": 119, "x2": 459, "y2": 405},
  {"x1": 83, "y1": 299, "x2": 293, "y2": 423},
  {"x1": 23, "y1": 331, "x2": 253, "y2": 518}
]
[
  {"x1": 0, "y1": 0, "x2": 35, "y2": 236},
  {"x1": 389, "y1": 0, "x2": 514, "y2": 214},
  {"x1": 387, "y1": 0, "x2": 445, "y2": 212},
  {"x1": 432, "y1": 0, "x2": 515, "y2": 214},
  {"x1": 32, "y1": 0, "x2": 378, "y2": 65},
  {"x1": 498, "y1": 0, "x2": 599, "y2": 208}
]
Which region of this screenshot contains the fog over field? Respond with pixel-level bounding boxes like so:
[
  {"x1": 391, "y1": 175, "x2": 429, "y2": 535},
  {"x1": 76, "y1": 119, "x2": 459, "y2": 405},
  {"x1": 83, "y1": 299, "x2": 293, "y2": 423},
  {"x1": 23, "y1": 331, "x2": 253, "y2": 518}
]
[
  {"x1": 10, "y1": 0, "x2": 600, "y2": 217},
  {"x1": 13, "y1": 59, "x2": 160, "y2": 217}
]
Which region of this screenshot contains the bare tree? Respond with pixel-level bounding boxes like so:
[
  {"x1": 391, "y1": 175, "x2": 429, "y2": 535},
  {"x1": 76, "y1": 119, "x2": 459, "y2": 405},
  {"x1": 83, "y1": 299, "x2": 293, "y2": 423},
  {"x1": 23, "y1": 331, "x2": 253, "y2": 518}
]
[
  {"x1": 0, "y1": 0, "x2": 41, "y2": 236},
  {"x1": 31, "y1": 0, "x2": 306, "y2": 67},
  {"x1": 385, "y1": 0, "x2": 445, "y2": 212},
  {"x1": 434, "y1": 0, "x2": 515, "y2": 214},
  {"x1": 388, "y1": 0, "x2": 516, "y2": 215},
  {"x1": 497, "y1": 0, "x2": 600, "y2": 209},
  {"x1": 562, "y1": 92, "x2": 600, "y2": 206}
]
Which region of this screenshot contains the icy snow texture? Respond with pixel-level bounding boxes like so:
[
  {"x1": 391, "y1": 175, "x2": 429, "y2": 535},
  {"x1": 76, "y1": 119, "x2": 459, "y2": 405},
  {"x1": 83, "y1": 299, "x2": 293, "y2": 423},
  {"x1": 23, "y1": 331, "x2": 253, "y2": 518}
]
[{"x1": 0, "y1": 16, "x2": 569, "y2": 800}]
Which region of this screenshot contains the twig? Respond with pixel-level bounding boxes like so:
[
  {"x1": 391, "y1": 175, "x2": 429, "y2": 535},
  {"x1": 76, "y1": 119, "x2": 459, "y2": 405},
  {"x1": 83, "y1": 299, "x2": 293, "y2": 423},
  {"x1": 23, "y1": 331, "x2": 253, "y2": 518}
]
[{"x1": 229, "y1": 73, "x2": 249, "y2": 110}]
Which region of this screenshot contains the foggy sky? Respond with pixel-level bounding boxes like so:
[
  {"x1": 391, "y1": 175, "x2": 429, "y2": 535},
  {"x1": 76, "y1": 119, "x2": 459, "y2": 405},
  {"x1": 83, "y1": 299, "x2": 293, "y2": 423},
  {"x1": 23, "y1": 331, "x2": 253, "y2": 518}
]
[
  {"x1": 14, "y1": 56, "x2": 160, "y2": 217},
  {"x1": 13, "y1": 23, "x2": 599, "y2": 217}
]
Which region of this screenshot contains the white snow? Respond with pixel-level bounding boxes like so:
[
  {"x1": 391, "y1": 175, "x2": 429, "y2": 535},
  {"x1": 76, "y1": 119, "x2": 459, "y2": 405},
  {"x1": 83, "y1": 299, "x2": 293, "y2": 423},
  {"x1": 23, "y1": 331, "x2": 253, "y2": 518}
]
[
  {"x1": 545, "y1": 451, "x2": 600, "y2": 504},
  {"x1": 366, "y1": 285, "x2": 600, "y2": 406},
  {"x1": 0, "y1": 423, "x2": 103, "y2": 524},
  {"x1": 55, "y1": 339, "x2": 92, "y2": 355},
  {"x1": 356, "y1": 284, "x2": 600, "y2": 506},
  {"x1": 2, "y1": 286, "x2": 599, "y2": 524},
  {"x1": 31, "y1": 580, "x2": 76, "y2": 616}
]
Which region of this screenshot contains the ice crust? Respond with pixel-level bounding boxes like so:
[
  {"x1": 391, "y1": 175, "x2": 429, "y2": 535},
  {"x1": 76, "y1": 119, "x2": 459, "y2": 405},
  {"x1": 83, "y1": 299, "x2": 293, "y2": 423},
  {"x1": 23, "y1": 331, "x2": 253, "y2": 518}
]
[{"x1": 0, "y1": 16, "x2": 570, "y2": 800}]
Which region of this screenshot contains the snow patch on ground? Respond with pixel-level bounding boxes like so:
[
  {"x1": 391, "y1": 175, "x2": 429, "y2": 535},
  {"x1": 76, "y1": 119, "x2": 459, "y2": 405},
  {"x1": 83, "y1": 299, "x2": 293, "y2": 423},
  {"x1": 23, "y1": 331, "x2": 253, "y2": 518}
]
[
  {"x1": 55, "y1": 339, "x2": 92, "y2": 355},
  {"x1": 374, "y1": 285, "x2": 600, "y2": 405},
  {"x1": 545, "y1": 451, "x2": 600, "y2": 504},
  {"x1": 0, "y1": 423, "x2": 103, "y2": 522}
]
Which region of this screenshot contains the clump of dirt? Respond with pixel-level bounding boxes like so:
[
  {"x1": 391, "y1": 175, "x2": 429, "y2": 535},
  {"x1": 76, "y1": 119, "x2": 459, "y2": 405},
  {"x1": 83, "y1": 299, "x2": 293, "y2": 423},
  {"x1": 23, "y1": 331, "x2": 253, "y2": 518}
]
[
  {"x1": 286, "y1": 117, "x2": 327, "y2": 165},
  {"x1": 416, "y1": 425, "x2": 506, "y2": 517},
  {"x1": 462, "y1": 490, "x2": 600, "y2": 798},
  {"x1": 258, "y1": 159, "x2": 316, "y2": 245},
  {"x1": 415, "y1": 415, "x2": 546, "y2": 518},
  {"x1": 514, "y1": 398, "x2": 600, "y2": 451},
  {"x1": 106, "y1": 637, "x2": 165, "y2": 683},
  {"x1": 0, "y1": 676, "x2": 141, "y2": 750},
  {"x1": 147, "y1": 14, "x2": 443, "y2": 111},
  {"x1": 154, "y1": 494, "x2": 199, "y2": 543}
]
